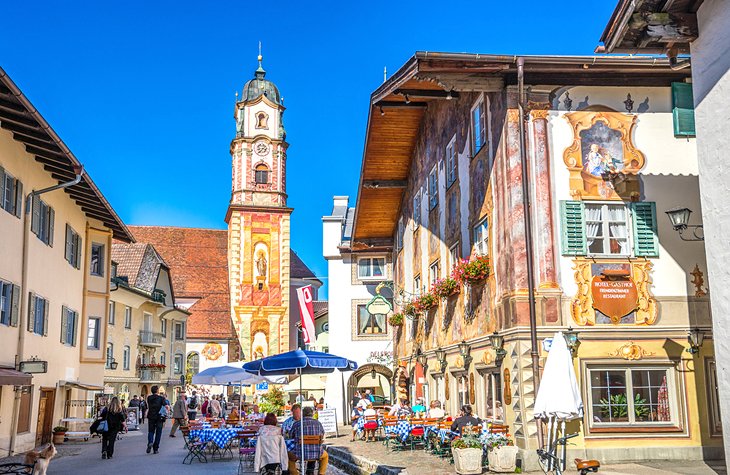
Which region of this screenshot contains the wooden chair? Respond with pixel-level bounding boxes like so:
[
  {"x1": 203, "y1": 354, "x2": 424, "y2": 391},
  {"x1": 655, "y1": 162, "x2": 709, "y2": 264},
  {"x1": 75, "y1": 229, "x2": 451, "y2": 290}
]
[
  {"x1": 363, "y1": 415, "x2": 379, "y2": 442},
  {"x1": 408, "y1": 418, "x2": 427, "y2": 450},
  {"x1": 381, "y1": 417, "x2": 401, "y2": 452},
  {"x1": 432, "y1": 421, "x2": 454, "y2": 459},
  {"x1": 210, "y1": 420, "x2": 222, "y2": 429},
  {"x1": 298, "y1": 435, "x2": 324, "y2": 475},
  {"x1": 489, "y1": 423, "x2": 509, "y2": 435}
]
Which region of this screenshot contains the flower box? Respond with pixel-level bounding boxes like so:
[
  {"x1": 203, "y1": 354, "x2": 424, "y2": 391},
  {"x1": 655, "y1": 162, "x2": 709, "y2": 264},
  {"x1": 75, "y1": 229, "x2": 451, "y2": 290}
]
[
  {"x1": 487, "y1": 445, "x2": 518, "y2": 473},
  {"x1": 432, "y1": 277, "x2": 460, "y2": 299},
  {"x1": 453, "y1": 255, "x2": 490, "y2": 285},
  {"x1": 452, "y1": 447, "x2": 483, "y2": 474},
  {"x1": 388, "y1": 313, "x2": 404, "y2": 326},
  {"x1": 413, "y1": 292, "x2": 438, "y2": 312}
]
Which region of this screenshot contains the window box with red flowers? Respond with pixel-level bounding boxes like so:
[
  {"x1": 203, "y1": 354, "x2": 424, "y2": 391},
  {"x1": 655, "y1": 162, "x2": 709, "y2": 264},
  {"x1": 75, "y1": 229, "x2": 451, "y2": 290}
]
[
  {"x1": 452, "y1": 255, "x2": 490, "y2": 285},
  {"x1": 139, "y1": 363, "x2": 166, "y2": 371},
  {"x1": 403, "y1": 302, "x2": 420, "y2": 319},
  {"x1": 413, "y1": 292, "x2": 438, "y2": 312},
  {"x1": 432, "y1": 277, "x2": 460, "y2": 299}
]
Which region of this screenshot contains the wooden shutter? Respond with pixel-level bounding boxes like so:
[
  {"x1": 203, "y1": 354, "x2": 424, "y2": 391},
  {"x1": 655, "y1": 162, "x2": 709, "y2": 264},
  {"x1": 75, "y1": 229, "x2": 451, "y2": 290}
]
[
  {"x1": 65, "y1": 225, "x2": 73, "y2": 264},
  {"x1": 75, "y1": 234, "x2": 82, "y2": 269},
  {"x1": 0, "y1": 166, "x2": 5, "y2": 211},
  {"x1": 10, "y1": 284, "x2": 20, "y2": 327},
  {"x1": 672, "y1": 82, "x2": 696, "y2": 137},
  {"x1": 560, "y1": 200, "x2": 587, "y2": 255},
  {"x1": 30, "y1": 195, "x2": 40, "y2": 236},
  {"x1": 27, "y1": 293, "x2": 35, "y2": 333},
  {"x1": 61, "y1": 306, "x2": 68, "y2": 344},
  {"x1": 14, "y1": 180, "x2": 22, "y2": 218},
  {"x1": 632, "y1": 202, "x2": 659, "y2": 257},
  {"x1": 47, "y1": 207, "x2": 55, "y2": 247},
  {"x1": 42, "y1": 298, "x2": 48, "y2": 336}
]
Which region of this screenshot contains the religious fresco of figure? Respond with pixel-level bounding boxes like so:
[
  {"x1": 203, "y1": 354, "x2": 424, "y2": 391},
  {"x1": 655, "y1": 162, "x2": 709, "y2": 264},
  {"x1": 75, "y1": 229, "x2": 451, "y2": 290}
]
[
  {"x1": 571, "y1": 259, "x2": 657, "y2": 326},
  {"x1": 563, "y1": 112, "x2": 645, "y2": 200}
]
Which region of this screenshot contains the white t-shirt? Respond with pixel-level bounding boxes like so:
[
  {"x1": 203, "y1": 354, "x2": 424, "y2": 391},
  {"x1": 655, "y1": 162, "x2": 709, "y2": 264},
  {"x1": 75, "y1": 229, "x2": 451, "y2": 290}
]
[
  {"x1": 427, "y1": 408, "x2": 446, "y2": 419},
  {"x1": 363, "y1": 408, "x2": 377, "y2": 417},
  {"x1": 356, "y1": 399, "x2": 370, "y2": 410}
]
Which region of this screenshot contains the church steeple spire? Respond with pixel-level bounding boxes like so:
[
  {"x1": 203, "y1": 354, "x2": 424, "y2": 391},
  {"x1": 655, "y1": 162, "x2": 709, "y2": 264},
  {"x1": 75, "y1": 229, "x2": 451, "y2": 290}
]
[{"x1": 256, "y1": 41, "x2": 266, "y2": 78}]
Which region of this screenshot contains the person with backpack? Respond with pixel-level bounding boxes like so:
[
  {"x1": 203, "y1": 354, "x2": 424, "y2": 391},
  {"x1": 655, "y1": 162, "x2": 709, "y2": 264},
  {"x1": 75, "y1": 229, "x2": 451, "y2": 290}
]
[
  {"x1": 145, "y1": 385, "x2": 169, "y2": 454},
  {"x1": 187, "y1": 390, "x2": 199, "y2": 421}
]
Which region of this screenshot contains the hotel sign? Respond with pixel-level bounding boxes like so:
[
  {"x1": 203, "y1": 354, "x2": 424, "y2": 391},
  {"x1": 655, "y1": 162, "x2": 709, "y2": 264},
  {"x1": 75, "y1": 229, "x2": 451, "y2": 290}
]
[{"x1": 591, "y1": 273, "x2": 638, "y2": 322}]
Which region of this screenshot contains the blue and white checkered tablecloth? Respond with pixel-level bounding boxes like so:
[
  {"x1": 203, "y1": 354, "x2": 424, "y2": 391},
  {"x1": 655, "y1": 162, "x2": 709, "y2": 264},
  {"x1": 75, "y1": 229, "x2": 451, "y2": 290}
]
[
  {"x1": 190, "y1": 428, "x2": 239, "y2": 448},
  {"x1": 424, "y1": 425, "x2": 457, "y2": 443},
  {"x1": 384, "y1": 420, "x2": 415, "y2": 442},
  {"x1": 354, "y1": 417, "x2": 383, "y2": 434}
]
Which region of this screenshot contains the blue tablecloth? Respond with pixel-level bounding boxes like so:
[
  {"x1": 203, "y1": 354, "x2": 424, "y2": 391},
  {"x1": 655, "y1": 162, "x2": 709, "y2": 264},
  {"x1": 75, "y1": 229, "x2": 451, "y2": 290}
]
[
  {"x1": 190, "y1": 428, "x2": 239, "y2": 448},
  {"x1": 424, "y1": 425, "x2": 457, "y2": 443}
]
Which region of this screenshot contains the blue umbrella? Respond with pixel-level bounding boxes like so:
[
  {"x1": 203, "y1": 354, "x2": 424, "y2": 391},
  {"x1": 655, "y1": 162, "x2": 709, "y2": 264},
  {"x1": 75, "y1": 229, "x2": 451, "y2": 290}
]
[{"x1": 243, "y1": 349, "x2": 357, "y2": 464}]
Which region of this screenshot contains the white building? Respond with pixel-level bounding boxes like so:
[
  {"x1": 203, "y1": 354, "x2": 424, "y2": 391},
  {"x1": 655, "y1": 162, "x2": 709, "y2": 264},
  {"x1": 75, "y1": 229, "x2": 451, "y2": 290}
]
[{"x1": 322, "y1": 196, "x2": 393, "y2": 423}]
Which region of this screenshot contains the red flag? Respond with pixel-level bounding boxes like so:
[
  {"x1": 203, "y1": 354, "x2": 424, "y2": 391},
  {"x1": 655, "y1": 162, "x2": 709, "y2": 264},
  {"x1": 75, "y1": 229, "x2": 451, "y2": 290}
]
[{"x1": 296, "y1": 285, "x2": 315, "y2": 345}]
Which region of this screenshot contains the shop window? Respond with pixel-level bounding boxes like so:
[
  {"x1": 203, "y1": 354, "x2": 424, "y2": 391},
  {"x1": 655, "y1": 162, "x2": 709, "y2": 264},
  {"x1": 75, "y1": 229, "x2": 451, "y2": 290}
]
[
  {"x1": 588, "y1": 366, "x2": 676, "y2": 427},
  {"x1": 356, "y1": 305, "x2": 386, "y2": 335},
  {"x1": 480, "y1": 371, "x2": 503, "y2": 421}
]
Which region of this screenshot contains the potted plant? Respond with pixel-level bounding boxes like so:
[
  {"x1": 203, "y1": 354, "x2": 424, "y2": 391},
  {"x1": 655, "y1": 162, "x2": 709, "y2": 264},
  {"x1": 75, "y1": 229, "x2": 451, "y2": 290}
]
[
  {"x1": 482, "y1": 433, "x2": 517, "y2": 473},
  {"x1": 453, "y1": 255, "x2": 491, "y2": 285},
  {"x1": 52, "y1": 426, "x2": 68, "y2": 445},
  {"x1": 432, "y1": 277, "x2": 460, "y2": 299},
  {"x1": 413, "y1": 292, "x2": 438, "y2": 312},
  {"x1": 451, "y1": 430, "x2": 484, "y2": 475},
  {"x1": 403, "y1": 302, "x2": 420, "y2": 319},
  {"x1": 388, "y1": 313, "x2": 404, "y2": 326}
]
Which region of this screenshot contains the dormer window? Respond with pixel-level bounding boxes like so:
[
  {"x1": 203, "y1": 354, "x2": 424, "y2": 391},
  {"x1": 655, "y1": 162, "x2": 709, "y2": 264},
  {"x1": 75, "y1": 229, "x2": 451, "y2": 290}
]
[
  {"x1": 255, "y1": 164, "x2": 270, "y2": 184},
  {"x1": 256, "y1": 112, "x2": 269, "y2": 129}
]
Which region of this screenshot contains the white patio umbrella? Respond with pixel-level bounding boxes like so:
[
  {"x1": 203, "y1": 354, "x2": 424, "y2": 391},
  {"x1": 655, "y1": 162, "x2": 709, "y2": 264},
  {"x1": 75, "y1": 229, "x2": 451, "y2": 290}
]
[
  {"x1": 533, "y1": 332, "x2": 583, "y2": 471},
  {"x1": 192, "y1": 363, "x2": 286, "y2": 412}
]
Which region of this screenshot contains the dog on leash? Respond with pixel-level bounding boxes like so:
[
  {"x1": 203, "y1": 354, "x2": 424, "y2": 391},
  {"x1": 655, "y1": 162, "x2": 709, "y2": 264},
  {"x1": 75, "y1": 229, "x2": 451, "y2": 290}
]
[{"x1": 24, "y1": 443, "x2": 57, "y2": 475}]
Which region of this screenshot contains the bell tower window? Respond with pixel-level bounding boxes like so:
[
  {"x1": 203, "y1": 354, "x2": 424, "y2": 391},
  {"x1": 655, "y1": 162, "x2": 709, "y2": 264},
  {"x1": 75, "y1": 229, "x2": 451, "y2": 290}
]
[
  {"x1": 255, "y1": 164, "x2": 270, "y2": 184},
  {"x1": 256, "y1": 112, "x2": 269, "y2": 129}
]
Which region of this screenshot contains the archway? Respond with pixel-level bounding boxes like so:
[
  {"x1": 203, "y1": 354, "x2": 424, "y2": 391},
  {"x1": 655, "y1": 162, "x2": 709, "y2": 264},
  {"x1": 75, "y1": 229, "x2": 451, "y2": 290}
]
[{"x1": 346, "y1": 363, "x2": 393, "y2": 423}]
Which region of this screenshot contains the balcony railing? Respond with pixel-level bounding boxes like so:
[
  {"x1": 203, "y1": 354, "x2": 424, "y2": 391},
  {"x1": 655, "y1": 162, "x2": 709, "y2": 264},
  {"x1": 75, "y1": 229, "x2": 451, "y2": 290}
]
[
  {"x1": 139, "y1": 331, "x2": 164, "y2": 346},
  {"x1": 151, "y1": 289, "x2": 166, "y2": 304},
  {"x1": 138, "y1": 369, "x2": 162, "y2": 383}
]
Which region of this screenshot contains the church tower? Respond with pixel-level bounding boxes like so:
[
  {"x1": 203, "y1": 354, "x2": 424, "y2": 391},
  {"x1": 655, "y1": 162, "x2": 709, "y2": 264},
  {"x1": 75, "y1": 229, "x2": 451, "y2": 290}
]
[{"x1": 227, "y1": 53, "x2": 291, "y2": 360}]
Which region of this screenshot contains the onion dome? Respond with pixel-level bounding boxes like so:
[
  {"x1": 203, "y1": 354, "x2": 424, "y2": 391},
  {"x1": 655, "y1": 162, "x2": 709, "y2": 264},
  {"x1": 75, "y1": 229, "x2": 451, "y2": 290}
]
[{"x1": 242, "y1": 55, "x2": 281, "y2": 104}]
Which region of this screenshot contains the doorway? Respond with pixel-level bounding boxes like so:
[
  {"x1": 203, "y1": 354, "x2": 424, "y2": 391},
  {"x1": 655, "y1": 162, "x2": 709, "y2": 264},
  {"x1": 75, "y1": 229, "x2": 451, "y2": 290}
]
[{"x1": 36, "y1": 388, "x2": 55, "y2": 446}]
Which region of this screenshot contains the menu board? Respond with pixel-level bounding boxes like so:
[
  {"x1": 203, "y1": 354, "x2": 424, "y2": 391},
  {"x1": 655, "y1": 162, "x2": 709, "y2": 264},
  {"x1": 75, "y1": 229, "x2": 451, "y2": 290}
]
[{"x1": 318, "y1": 408, "x2": 338, "y2": 436}]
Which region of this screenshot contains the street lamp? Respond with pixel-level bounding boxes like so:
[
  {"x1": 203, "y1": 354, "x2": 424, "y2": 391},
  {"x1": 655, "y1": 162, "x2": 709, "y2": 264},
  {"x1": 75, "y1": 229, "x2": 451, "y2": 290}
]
[
  {"x1": 665, "y1": 207, "x2": 704, "y2": 241},
  {"x1": 370, "y1": 367, "x2": 377, "y2": 380},
  {"x1": 109, "y1": 358, "x2": 119, "y2": 371},
  {"x1": 686, "y1": 328, "x2": 705, "y2": 355},
  {"x1": 489, "y1": 331, "x2": 507, "y2": 366},
  {"x1": 563, "y1": 327, "x2": 580, "y2": 357},
  {"x1": 416, "y1": 351, "x2": 427, "y2": 368},
  {"x1": 458, "y1": 340, "x2": 473, "y2": 369},
  {"x1": 435, "y1": 347, "x2": 447, "y2": 373}
]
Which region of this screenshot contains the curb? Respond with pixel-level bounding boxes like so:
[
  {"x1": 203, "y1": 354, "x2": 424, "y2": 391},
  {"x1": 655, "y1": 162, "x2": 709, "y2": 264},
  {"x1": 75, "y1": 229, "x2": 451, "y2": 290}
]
[{"x1": 326, "y1": 444, "x2": 406, "y2": 475}]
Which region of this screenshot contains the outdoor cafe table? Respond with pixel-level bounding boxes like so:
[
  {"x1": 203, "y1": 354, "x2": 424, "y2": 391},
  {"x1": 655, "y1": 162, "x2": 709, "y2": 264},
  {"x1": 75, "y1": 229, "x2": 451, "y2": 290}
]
[
  {"x1": 354, "y1": 416, "x2": 383, "y2": 435},
  {"x1": 384, "y1": 420, "x2": 421, "y2": 443},
  {"x1": 190, "y1": 427, "x2": 239, "y2": 458}
]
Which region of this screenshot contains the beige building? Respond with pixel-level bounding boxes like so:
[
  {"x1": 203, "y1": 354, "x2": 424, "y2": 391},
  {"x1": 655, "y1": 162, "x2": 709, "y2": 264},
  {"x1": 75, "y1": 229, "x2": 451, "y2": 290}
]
[
  {"x1": 105, "y1": 243, "x2": 189, "y2": 402},
  {"x1": 0, "y1": 68, "x2": 132, "y2": 454}
]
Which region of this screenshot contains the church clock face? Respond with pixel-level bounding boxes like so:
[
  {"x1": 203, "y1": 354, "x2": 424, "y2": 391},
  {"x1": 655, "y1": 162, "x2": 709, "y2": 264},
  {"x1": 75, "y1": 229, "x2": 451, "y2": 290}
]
[{"x1": 254, "y1": 141, "x2": 269, "y2": 156}]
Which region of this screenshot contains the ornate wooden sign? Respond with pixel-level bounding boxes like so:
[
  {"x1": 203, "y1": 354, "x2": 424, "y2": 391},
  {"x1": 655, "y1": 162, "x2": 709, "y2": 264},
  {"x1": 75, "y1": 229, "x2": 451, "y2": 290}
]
[
  {"x1": 503, "y1": 368, "x2": 512, "y2": 405},
  {"x1": 444, "y1": 372, "x2": 450, "y2": 401},
  {"x1": 591, "y1": 271, "x2": 639, "y2": 324},
  {"x1": 469, "y1": 373, "x2": 476, "y2": 405}
]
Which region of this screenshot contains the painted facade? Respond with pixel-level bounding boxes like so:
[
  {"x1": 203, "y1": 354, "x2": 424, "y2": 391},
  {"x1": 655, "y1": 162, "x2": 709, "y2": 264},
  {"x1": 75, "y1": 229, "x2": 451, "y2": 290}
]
[
  {"x1": 322, "y1": 197, "x2": 393, "y2": 423},
  {"x1": 0, "y1": 70, "x2": 132, "y2": 455},
  {"x1": 352, "y1": 54, "x2": 720, "y2": 466},
  {"x1": 105, "y1": 243, "x2": 189, "y2": 402}
]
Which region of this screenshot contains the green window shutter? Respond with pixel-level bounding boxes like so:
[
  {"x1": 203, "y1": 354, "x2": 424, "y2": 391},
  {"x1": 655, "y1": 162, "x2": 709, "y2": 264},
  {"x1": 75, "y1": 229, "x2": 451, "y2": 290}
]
[
  {"x1": 0, "y1": 166, "x2": 5, "y2": 211},
  {"x1": 631, "y1": 202, "x2": 659, "y2": 257},
  {"x1": 14, "y1": 180, "x2": 23, "y2": 218},
  {"x1": 65, "y1": 225, "x2": 73, "y2": 264},
  {"x1": 61, "y1": 306, "x2": 68, "y2": 344},
  {"x1": 672, "y1": 82, "x2": 696, "y2": 137},
  {"x1": 10, "y1": 284, "x2": 20, "y2": 327},
  {"x1": 48, "y1": 207, "x2": 55, "y2": 247},
  {"x1": 27, "y1": 293, "x2": 35, "y2": 333},
  {"x1": 560, "y1": 200, "x2": 587, "y2": 255},
  {"x1": 76, "y1": 235, "x2": 82, "y2": 269},
  {"x1": 31, "y1": 195, "x2": 40, "y2": 236}
]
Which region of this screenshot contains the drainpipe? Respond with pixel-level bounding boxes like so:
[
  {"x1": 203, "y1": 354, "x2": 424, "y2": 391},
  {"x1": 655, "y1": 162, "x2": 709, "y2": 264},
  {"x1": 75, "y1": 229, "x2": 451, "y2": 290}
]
[
  {"x1": 516, "y1": 57, "x2": 542, "y2": 399},
  {"x1": 9, "y1": 167, "x2": 84, "y2": 455}
]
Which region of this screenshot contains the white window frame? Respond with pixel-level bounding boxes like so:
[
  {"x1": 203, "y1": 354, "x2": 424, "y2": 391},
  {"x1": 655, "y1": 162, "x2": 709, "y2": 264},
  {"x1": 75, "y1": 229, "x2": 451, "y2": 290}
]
[
  {"x1": 449, "y1": 243, "x2": 461, "y2": 271},
  {"x1": 429, "y1": 260, "x2": 440, "y2": 287},
  {"x1": 396, "y1": 219, "x2": 404, "y2": 251},
  {"x1": 106, "y1": 343, "x2": 114, "y2": 369},
  {"x1": 87, "y1": 317, "x2": 100, "y2": 349},
  {"x1": 472, "y1": 218, "x2": 489, "y2": 256},
  {"x1": 90, "y1": 243, "x2": 105, "y2": 277},
  {"x1": 160, "y1": 351, "x2": 166, "y2": 366},
  {"x1": 587, "y1": 364, "x2": 678, "y2": 428},
  {"x1": 479, "y1": 371, "x2": 504, "y2": 422},
  {"x1": 161, "y1": 319, "x2": 167, "y2": 338},
  {"x1": 446, "y1": 135, "x2": 457, "y2": 187},
  {"x1": 428, "y1": 166, "x2": 438, "y2": 210},
  {"x1": 413, "y1": 275, "x2": 422, "y2": 296},
  {"x1": 174, "y1": 353, "x2": 184, "y2": 374},
  {"x1": 108, "y1": 301, "x2": 115, "y2": 325},
  {"x1": 585, "y1": 202, "x2": 633, "y2": 258},
  {"x1": 174, "y1": 322, "x2": 185, "y2": 341},
  {"x1": 357, "y1": 256, "x2": 386, "y2": 280},
  {"x1": 124, "y1": 306, "x2": 132, "y2": 329},
  {"x1": 471, "y1": 95, "x2": 490, "y2": 156},
  {"x1": 123, "y1": 345, "x2": 131, "y2": 370},
  {"x1": 356, "y1": 304, "x2": 388, "y2": 336},
  {"x1": 0, "y1": 279, "x2": 12, "y2": 326},
  {"x1": 413, "y1": 191, "x2": 422, "y2": 229}
]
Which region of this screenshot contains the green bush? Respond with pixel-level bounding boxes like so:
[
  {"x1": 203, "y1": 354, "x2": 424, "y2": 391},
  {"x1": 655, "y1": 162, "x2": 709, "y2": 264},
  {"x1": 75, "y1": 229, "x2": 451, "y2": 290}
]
[{"x1": 259, "y1": 385, "x2": 286, "y2": 416}]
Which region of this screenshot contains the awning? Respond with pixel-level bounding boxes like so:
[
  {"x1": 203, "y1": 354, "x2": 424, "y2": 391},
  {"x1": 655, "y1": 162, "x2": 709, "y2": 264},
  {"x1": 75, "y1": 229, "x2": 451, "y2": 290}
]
[
  {"x1": 0, "y1": 368, "x2": 32, "y2": 386},
  {"x1": 62, "y1": 381, "x2": 104, "y2": 391}
]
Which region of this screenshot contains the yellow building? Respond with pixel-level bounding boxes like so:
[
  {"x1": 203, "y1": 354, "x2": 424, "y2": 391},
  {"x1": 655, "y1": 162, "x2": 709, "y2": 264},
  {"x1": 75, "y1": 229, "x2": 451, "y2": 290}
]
[
  {"x1": 352, "y1": 53, "x2": 721, "y2": 466},
  {"x1": 0, "y1": 68, "x2": 132, "y2": 454},
  {"x1": 105, "y1": 243, "x2": 189, "y2": 402}
]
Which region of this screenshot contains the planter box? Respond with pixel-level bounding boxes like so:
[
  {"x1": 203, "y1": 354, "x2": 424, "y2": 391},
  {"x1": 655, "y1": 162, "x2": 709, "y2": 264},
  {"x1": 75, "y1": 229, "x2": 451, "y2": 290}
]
[
  {"x1": 52, "y1": 433, "x2": 66, "y2": 445},
  {"x1": 488, "y1": 445, "x2": 518, "y2": 473},
  {"x1": 452, "y1": 447, "x2": 483, "y2": 475}
]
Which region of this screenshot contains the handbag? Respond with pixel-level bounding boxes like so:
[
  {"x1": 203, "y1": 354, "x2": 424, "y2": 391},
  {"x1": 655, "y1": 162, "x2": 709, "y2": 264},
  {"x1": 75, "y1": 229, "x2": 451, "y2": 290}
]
[
  {"x1": 97, "y1": 420, "x2": 109, "y2": 433},
  {"x1": 159, "y1": 405, "x2": 168, "y2": 420}
]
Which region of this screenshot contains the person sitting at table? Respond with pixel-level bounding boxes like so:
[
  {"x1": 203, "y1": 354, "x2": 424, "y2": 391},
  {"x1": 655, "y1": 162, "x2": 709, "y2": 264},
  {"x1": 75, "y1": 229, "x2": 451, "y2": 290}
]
[
  {"x1": 254, "y1": 413, "x2": 288, "y2": 474},
  {"x1": 362, "y1": 401, "x2": 378, "y2": 442},
  {"x1": 394, "y1": 399, "x2": 413, "y2": 418},
  {"x1": 411, "y1": 397, "x2": 426, "y2": 414},
  {"x1": 450, "y1": 405, "x2": 481, "y2": 434},
  {"x1": 250, "y1": 404, "x2": 264, "y2": 420},
  {"x1": 427, "y1": 400, "x2": 446, "y2": 419},
  {"x1": 288, "y1": 406, "x2": 328, "y2": 475},
  {"x1": 227, "y1": 406, "x2": 241, "y2": 425},
  {"x1": 282, "y1": 404, "x2": 301, "y2": 438}
]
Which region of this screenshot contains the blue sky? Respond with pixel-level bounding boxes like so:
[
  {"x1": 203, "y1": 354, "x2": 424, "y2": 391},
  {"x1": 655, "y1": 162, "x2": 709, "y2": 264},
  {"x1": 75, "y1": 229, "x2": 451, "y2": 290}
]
[{"x1": 1, "y1": 1, "x2": 616, "y2": 297}]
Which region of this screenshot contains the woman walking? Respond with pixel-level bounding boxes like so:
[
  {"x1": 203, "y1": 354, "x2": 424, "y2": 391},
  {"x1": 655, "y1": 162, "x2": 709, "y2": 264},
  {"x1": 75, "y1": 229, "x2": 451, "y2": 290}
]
[{"x1": 101, "y1": 397, "x2": 127, "y2": 459}]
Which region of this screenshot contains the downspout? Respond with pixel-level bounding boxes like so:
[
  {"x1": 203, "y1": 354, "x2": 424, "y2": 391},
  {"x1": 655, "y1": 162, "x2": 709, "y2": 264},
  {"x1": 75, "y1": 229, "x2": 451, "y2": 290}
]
[
  {"x1": 9, "y1": 167, "x2": 84, "y2": 455},
  {"x1": 516, "y1": 57, "x2": 542, "y2": 405}
]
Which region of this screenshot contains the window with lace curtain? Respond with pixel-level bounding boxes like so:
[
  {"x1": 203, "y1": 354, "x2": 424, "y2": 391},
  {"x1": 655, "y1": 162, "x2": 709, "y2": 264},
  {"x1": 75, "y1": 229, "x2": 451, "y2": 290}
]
[{"x1": 585, "y1": 203, "x2": 630, "y2": 256}]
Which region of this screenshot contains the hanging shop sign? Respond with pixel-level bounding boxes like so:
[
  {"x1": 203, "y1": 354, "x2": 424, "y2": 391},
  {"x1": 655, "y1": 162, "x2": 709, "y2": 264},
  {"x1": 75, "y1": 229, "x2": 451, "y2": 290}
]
[
  {"x1": 366, "y1": 295, "x2": 392, "y2": 316},
  {"x1": 591, "y1": 270, "x2": 638, "y2": 323},
  {"x1": 18, "y1": 360, "x2": 47, "y2": 374}
]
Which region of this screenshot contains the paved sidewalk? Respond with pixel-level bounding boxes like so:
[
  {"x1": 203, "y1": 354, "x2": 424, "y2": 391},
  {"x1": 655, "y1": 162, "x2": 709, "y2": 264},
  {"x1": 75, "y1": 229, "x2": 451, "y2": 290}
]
[{"x1": 325, "y1": 426, "x2": 726, "y2": 475}]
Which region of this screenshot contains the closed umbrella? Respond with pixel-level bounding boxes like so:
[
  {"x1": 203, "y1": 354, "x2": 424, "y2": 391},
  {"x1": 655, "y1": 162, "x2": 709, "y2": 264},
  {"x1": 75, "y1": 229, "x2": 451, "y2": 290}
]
[
  {"x1": 243, "y1": 349, "x2": 357, "y2": 466},
  {"x1": 533, "y1": 332, "x2": 583, "y2": 471}
]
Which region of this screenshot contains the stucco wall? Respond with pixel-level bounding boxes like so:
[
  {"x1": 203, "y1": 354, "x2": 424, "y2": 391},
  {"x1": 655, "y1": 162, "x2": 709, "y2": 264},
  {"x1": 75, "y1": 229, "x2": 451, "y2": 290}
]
[{"x1": 692, "y1": 0, "x2": 730, "y2": 461}]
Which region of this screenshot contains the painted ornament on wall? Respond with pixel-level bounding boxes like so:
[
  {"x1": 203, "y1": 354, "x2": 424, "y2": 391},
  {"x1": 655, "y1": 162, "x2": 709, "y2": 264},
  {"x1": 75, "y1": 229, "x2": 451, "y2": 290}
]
[
  {"x1": 563, "y1": 112, "x2": 646, "y2": 200},
  {"x1": 202, "y1": 342, "x2": 223, "y2": 361}
]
